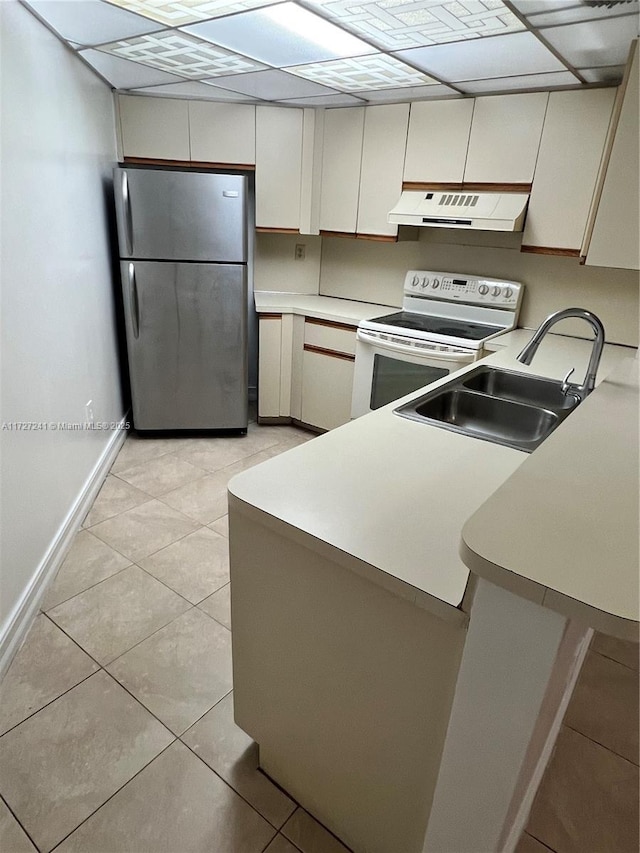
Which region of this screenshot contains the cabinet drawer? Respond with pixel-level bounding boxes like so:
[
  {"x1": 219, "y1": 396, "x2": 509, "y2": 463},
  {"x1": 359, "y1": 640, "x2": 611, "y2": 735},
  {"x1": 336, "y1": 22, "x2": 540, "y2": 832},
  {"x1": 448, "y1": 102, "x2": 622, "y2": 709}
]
[{"x1": 304, "y1": 319, "x2": 356, "y2": 355}]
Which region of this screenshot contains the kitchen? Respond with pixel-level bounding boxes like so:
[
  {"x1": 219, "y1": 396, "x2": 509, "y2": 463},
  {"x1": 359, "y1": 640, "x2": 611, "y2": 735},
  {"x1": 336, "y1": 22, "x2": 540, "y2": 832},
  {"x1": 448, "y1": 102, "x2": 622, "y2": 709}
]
[{"x1": 1, "y1": 1, "x2": 639, "y2": 852}]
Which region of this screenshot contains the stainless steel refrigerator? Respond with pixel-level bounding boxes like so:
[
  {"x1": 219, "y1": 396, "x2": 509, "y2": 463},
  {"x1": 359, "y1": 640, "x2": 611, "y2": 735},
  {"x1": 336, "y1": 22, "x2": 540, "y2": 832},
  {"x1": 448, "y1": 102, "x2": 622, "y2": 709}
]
[{"x1": 114, "y1": 167, "x2": 249, "y2": 431}]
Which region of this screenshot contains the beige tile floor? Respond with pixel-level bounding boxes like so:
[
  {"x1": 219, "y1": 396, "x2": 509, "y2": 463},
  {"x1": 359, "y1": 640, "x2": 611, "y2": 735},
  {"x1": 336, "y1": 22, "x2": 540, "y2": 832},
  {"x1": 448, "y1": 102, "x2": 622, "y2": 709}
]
[{"x1": 0, "y1": 420, "x2": 638, "y2": 853}]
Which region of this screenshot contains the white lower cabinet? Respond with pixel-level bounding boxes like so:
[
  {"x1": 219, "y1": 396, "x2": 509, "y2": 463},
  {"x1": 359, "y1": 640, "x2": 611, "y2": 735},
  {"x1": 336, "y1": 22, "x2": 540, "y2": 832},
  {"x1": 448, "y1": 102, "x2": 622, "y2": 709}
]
[{"x1": 301, "y1": 349, "x2": 355, "y2": 432}]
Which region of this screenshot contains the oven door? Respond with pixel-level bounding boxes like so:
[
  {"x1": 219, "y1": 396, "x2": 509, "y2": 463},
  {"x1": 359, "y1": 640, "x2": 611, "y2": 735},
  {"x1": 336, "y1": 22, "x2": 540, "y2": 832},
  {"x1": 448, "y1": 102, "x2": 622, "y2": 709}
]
[{"x1": 351, "y1": 332, "x2": 477, "y2": 418}]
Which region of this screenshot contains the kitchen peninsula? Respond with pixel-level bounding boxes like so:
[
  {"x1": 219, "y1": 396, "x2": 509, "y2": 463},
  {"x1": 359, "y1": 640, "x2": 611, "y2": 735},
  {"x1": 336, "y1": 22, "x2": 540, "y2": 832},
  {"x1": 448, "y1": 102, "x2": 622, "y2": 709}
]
[{"x1": 228, "y1": 332, "x2": 638, "y2": 853}]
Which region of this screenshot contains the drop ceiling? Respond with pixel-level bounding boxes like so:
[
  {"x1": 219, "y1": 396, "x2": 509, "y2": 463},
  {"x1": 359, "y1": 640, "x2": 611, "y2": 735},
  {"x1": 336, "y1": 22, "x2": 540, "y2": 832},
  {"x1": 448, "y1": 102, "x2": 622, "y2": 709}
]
[{"x1": 23, "y1": 0, "x2": 640, "y2": 106}]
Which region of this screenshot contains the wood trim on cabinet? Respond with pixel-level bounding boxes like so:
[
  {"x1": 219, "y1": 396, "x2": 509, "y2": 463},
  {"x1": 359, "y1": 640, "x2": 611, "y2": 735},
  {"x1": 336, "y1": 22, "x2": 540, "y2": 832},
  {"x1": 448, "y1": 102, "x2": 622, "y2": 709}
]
[
  {"x1": 259, "y1": 313, "x2": 282, "y2": 320},
  {"x1": 356, "y1": 233, "x2": 398, "y2": 242},
  {"x1": 319, "y1": 230, "x2": 356, "y2": 239},
  {"x1": 305, "y1": 317, "x2": 357, "y2": 333},
  {"x1": 303, "y1": 344, "x2": 355, "y2": 362},
  {"x1": 520, "y1": 245, "x2": 581, "y2": 258},
  {"x1": 123, "y1": 156, "x2": 256, "y2": 170},
  {"x1": 256, "y1": 227, "x2": 300, "y2": 234},
  {"x1": 402, "y1": 181, "x2": 532, "y2": 193}
]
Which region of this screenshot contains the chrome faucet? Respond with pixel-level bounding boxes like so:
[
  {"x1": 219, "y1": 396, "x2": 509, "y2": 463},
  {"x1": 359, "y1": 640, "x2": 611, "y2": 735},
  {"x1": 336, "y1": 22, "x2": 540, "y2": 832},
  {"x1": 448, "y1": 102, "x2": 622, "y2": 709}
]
[{"x1": 517, "y1": 308, "x2": 605, "y2": 402}]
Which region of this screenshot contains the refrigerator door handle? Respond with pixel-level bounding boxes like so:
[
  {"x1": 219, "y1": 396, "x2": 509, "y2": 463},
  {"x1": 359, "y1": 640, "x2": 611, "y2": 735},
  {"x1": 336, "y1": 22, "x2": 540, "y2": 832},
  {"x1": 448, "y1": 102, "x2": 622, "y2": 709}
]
[
  {"x1": 122, "y1": 171, "x2": 134, "y2": 255},
  {"x1": 128, "y1": 263, "x2": 140, "y2": 339}
]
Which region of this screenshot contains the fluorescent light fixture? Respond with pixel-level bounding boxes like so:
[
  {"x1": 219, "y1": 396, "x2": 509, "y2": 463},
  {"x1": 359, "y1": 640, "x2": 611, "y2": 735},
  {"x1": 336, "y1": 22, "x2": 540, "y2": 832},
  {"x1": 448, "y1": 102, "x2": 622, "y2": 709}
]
[{"x1": 259, "y1": 3, "x2": 371, "y2": 56}]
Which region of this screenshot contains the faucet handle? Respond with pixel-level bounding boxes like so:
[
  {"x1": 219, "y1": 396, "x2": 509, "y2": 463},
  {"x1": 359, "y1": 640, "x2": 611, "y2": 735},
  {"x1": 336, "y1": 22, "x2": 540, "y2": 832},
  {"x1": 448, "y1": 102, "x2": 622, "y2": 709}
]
[{"x1": 561, "y1": 367, "x2": 575, "y2": 391}]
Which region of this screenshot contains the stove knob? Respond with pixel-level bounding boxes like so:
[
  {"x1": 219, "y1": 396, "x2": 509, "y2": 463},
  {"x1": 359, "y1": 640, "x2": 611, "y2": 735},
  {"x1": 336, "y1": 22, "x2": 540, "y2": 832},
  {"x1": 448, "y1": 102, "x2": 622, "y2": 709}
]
[
  {"x1": 411, "y1": 275, "x2": 419, "y2": 287},
  {"x1": 421, "y1": 277, "x2": 429, "y2": 288},
  {"x1": 492, "y1": 286, "x2": 501, "y2": 297},
  {"x1": 431, "y1": 278, "x2": 440, "y2": 289},
  {"x1": 504, "y1": 287, "x2": 513, "y2": 299},
  {"x1": 478, "y1": 284, "x2": 489, "y2": 296}
]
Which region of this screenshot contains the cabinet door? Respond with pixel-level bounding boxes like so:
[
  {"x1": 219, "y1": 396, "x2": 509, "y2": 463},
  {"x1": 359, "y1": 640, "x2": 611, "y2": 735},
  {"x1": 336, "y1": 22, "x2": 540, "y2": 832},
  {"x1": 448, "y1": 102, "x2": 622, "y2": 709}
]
[
  {"x1": 118, "y1": 95, "x2": 189, "y2": 160},
  {"x1": 404, "y1": 99, "x2": 474, "y2": 184},
  {"x1": 586, "y1": 43, "x2": 639, "y2": 270},
  {"x1": 258, "y1": 316, "x2": 282, "y2": 419},
  {"x1": 464, "y1": 93, "x2": 548, "y2": 184},
  {"x1": 189, "y1": 102, "x2": 255, "y2": 165},
  {"x1": 357, "y1": 103, "x2": 410, "y2": 237},
  {"x1": 319, "y1": 107, "x2": 365, "y2": 234},
  {"x1": 522, "y1": 89, "x2": 615, "y2": 252},
  {"x1": 256, "y1": 106, "x2": 303, "y2": 230},
  {"x1": 301, "y1": 350, "x2": 355, "y2": 431}
]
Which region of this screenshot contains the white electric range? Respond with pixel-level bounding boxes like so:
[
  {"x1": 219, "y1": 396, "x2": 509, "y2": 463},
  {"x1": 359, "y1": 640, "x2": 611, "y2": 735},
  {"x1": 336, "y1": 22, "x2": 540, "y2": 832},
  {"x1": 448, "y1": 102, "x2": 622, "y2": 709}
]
[{"x1": 351, "y1": 270, "x2": 523, "y2": 418}]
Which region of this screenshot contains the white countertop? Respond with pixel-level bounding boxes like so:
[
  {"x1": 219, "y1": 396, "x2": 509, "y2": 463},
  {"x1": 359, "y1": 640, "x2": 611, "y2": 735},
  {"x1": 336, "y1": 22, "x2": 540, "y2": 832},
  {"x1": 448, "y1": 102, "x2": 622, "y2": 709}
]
[
  {"x1": 462, "y1": 354, "x2": 639, "y2": 640},
  {"x1": 253, "y1": 291, "x2": 396, "y2": 325},
  {"x1": 230, "y1": 326, "x2": 636, "y2": 630}
]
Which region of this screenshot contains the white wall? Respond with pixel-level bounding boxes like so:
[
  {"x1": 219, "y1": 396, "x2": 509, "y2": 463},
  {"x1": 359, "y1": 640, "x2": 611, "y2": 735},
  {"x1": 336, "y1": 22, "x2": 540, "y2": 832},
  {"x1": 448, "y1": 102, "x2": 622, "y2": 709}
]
[{"x1": 0, "y1": 3, "x2": 124, "y2": 645}]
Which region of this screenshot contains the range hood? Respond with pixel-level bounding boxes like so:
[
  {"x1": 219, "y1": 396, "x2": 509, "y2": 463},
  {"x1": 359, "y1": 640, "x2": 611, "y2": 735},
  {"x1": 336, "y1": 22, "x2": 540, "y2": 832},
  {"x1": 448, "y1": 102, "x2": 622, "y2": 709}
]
[{"x1": 388, "y1": 190, "x2": 529, "y2": 232}]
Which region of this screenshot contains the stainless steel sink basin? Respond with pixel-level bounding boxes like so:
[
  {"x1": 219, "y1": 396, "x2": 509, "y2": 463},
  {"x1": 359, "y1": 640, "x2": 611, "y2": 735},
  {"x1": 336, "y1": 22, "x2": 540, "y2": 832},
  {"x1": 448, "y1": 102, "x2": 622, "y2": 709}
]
[
  {"x1": 394, "y1": 365, "x2": 580, "y2": 452},
  {"x1": 462, "y1": 366, "x2": 576, "y2": 411}
]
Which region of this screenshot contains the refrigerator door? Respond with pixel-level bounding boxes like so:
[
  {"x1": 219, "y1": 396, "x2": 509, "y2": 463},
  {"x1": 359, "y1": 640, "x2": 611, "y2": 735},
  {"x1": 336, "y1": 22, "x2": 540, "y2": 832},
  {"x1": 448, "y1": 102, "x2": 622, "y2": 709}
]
[
  {"x1": 114, "y1": 168, "x2": 247, "y2": 262},
  {"x1": 122, "y1": 261, "x2": 248, "y2": 430}
]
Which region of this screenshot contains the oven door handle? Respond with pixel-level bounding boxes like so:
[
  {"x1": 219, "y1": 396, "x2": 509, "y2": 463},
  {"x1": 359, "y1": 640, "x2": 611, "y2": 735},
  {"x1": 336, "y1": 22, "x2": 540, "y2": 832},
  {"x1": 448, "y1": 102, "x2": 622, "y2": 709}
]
[{"x1": 356, "y1": 330, "x2": 474, "y2": 362}]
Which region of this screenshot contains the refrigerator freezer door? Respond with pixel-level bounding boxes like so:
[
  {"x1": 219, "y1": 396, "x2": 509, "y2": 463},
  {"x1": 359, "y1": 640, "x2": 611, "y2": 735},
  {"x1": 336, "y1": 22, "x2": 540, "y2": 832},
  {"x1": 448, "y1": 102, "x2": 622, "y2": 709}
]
[
  {"x1": 122, "y1": 261, "x2": 248, "y2": 430},
  {"x1": 115, "y1": 168, "x2": 247, "y2": 262}
]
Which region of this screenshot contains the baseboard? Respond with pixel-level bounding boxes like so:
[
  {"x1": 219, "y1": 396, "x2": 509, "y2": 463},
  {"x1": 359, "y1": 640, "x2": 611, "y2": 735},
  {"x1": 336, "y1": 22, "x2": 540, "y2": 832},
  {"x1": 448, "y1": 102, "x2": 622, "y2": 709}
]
[{"x1": 0, "y1": 416, "x2": 129, "y2": 679}]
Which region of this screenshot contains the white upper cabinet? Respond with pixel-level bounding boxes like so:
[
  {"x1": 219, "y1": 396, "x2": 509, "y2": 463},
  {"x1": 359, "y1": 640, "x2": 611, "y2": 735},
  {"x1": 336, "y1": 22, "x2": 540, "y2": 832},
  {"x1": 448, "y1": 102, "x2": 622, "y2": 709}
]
[
  {"x1": 119, "y1": 95, "x2": 189, "y2": 160},
  {"x1": 586, "y1": 42, "x2": 639, "y2": 270},
  {"x1": 522, "y1": 89, "x2": 615, "y2": 252},
  {"x1": 464, "y1": 92, "x2": 548, "y2": 184},
  {"x1": 357, "y1": 103, "x2": 410, "y2": 237},
  {"x1": 189, "y1": 102, "x2": 255, "y2": 165},
  {"x1": 404, "y1": 100, "x2": 474, "y2": 185},
  {"x1": 319, "y1": 107, "x2": 365, "y2": 234},
  {"x1": 255, "y1": 106, "x2": 303, "y2": 231}
]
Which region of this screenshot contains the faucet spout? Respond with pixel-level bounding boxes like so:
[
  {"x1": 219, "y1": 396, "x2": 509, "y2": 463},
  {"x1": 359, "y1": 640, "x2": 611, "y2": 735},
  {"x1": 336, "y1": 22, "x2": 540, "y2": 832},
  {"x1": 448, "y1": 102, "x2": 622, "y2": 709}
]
[{"x1": 516, "y1": 308, "x2": 605, "y2": 401}]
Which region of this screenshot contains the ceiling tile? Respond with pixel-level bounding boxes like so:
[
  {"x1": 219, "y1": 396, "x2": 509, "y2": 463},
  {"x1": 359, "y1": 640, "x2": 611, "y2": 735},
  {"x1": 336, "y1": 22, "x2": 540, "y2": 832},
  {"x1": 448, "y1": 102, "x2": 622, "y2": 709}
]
[
  {"x1": 303, "y1": 0, "x2": 524, "y2": 51},
  {"x1": 127, "y1": 80, "x2": 258, "y2": 99},
  {"x1": 207, "y1": 68, "x2": 340, "y2": 98},
  {"x1": 540, "y1": 16, "x2": 639, "y2": 68},
  {"x1": 579, "y1": 64, "x2": 627, "y2": 84},
  {"x1": 287, "y1": 54, "x2": 439, "y2": 91},
  {"x1": 24, "y1": 0, "x2": 163, "y2": 45},
  {"x1": 105, "y1": 0, "x2": 285, "y2": 27},
  {"x1": 525, "y1": 6, "x2": 639, "y2": 27},
  {"x1": 395, "y1": 30, "x2": 566, "y2": 81},
  {"x1": 79, "y1": 47, "x2": 188, "y2": 87},
  {"x1": 459, "y1": 70, "x2": 580, "y2": 94},
  {"x1": 277, "y1": 93, "x2": 367, "y2": 106},
  {"x1": 509, "y1": 0, "x2": 578, "y2": 14},
  {"x1": 183, "y1": 2, "x2": 374, "y2": 66},
  {"x1": 357, "y1": 83, "x2": 460, "y2": 102},
  {"x1": 96, "y1": 31, "x2": 267, "y2": 78}
]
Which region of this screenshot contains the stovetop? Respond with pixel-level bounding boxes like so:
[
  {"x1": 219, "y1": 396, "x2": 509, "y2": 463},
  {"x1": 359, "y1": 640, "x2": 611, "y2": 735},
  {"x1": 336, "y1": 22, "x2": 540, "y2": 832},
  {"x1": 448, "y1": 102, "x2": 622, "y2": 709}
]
[{"x1": 367, "y1": 311, "x2": 504, "y2": 342}]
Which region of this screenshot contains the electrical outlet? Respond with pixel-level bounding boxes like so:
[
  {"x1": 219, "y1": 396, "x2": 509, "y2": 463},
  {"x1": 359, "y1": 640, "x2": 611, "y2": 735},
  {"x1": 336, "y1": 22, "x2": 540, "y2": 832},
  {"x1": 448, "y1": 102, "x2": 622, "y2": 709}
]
[
  {"x1": 294, "y1": 243, "x2": 306, "y2": 261},
  {"x1": 85, "y1": 400, "x2": 94, "y2": 429}
]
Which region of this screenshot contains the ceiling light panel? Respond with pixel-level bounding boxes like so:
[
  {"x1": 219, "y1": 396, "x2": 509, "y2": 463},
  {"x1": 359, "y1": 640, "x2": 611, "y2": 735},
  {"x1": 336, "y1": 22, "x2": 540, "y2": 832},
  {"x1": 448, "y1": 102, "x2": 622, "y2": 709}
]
[
  {"x1": 356, "y1": 82, "x2": 459, "y2": 101},
  {"x1": 396, "y1": 31, "x2": 566, "y2": 81},
  {"x1": 303, "y1": 0, "x2": 524, "y2": 50},
  {"x1": 25, "y1": 0, "x2": 163, "y2": 44},
  {"x1": 80, "y1": 47, "x2": 188, "y2": 87},
  {"x1": 523, "y1": 4, "x2": 640, "y2": 28},
  {"x1": 104, "y1": 0, "x2": 285, "y2": 26},
  {"x1": 183, "y1": 2, "x2": 375, "y2": 66},
  {"x1": 277, "y1": 93, "x2": 367, "y2": 106},
  {"x1": 287, "y1": 54, "x2": 439, "y2": 91},
  {"x1": 96, "y1": 31, "x2": 267, "y2": 77}
]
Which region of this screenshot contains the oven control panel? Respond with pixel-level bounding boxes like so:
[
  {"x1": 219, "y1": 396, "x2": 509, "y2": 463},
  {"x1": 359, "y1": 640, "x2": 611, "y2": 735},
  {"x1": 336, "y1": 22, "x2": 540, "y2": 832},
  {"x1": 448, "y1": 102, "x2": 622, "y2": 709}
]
[{"x1": 404, "y1": 270, "x2": 522, "y2": 309}]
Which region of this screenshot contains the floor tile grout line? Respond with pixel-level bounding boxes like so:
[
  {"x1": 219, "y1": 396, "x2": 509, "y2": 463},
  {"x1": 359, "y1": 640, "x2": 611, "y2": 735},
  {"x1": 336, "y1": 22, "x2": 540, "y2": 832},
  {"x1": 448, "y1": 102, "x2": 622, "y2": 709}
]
[
  {"x1": 562, "y1": 722, "x2": 640, "y2": 767},
  {"x1": 46, "y1": 739, "x2": 177, "y2": 853},
  {"x1": 42, "y1": 562, "x2": 134, "y2": 615},
  {"x1": 525, "y1": 829, "x2": 558, "y2": 852},
  {"x1": 590, "y1": 646, "x2": 640, "y2": 673},
  {"x1": 132, "y1": 560, "x2": 227, "y2": 611},
  {"x1": 0, "y1": 790, "x2": 41, "y2": 852}
]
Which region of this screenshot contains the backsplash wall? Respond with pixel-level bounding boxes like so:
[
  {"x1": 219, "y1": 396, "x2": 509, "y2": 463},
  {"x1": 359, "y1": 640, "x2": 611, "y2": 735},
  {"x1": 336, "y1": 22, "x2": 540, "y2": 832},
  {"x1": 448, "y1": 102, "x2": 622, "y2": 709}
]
[{"x1": 254, "y1": 232, "x2": 639, "y2": 346}]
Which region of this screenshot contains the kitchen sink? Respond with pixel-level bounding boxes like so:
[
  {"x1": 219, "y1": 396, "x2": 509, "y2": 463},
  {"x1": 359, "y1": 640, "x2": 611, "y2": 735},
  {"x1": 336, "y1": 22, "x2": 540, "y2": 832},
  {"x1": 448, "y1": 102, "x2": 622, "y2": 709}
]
[
  {"x1": 394, "y1": 365, "x2": 580, "y2": 452},
  {"x1": 461, "y1": 366, "x2": 576, "y2": 411}
]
